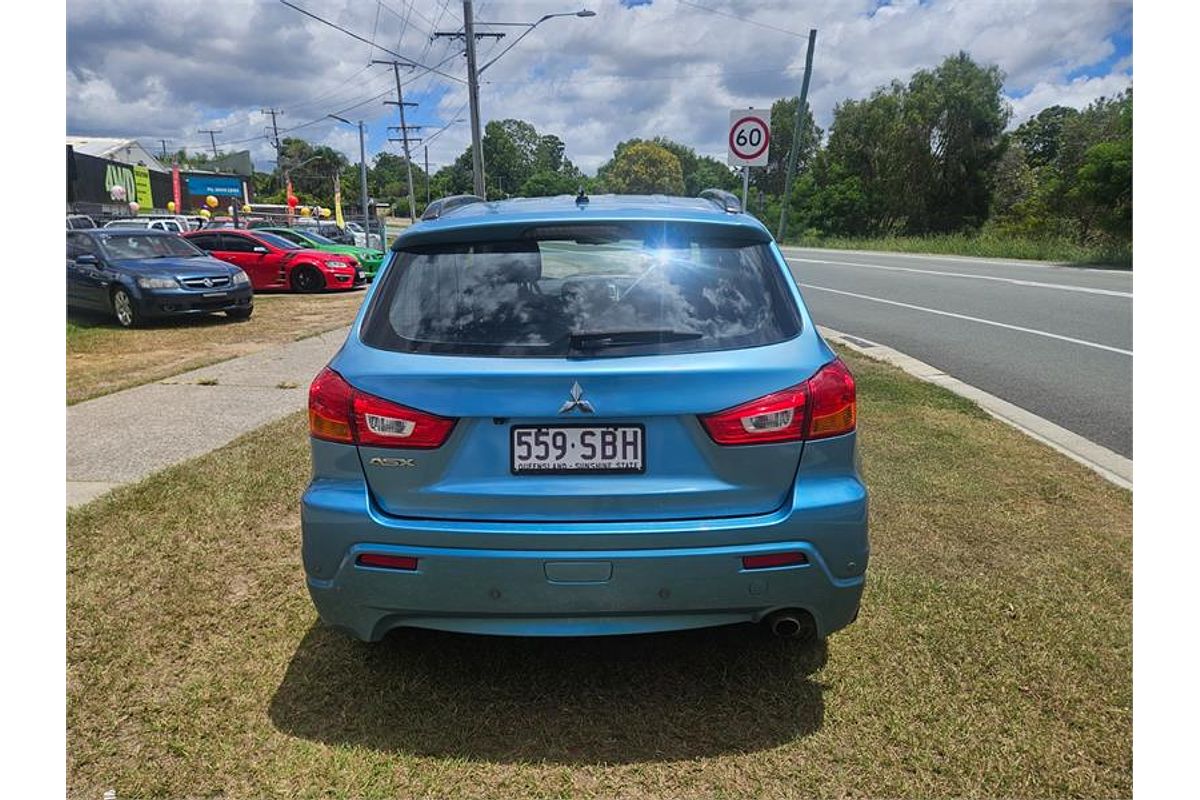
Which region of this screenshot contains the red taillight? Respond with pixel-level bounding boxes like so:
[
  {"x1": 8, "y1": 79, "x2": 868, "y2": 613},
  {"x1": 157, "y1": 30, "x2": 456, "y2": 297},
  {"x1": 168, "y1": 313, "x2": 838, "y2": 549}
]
[
  {"x1": 308, "y1": 366, "x2": 456, "y2": 449},
  {"x1": 806, "y1": 358, "x2": 857, "y2": 440},
  {"x1": 742, "y1": 551, "x2": 809, "y2": 569},
  {"x1": 308, "y1": 367, "x2": 354, "y2": 443},
  {"x1": 356, "y1": 553, "x2": 419, "y2": 571},
  {"x1": 699, "y1": 358, "x2": 856, "y2": 445},
  {"x1": 698, "y1": 384, "x2": 808, "y2": 445}
]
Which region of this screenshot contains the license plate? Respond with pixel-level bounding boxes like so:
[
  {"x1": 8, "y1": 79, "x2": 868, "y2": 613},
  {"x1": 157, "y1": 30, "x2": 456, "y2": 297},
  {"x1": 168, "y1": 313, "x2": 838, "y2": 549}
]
[
  {"x1": 511, "y1": 425, "x2": 644, "y2": 474},
  {"x1": 202, "y1": 291, "x2": 228, "y2": 298}
]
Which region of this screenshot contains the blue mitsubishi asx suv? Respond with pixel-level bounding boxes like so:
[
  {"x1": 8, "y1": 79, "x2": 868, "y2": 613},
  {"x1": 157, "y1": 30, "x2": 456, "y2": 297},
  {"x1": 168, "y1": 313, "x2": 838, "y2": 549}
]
[{"x1": 302, "y1": 191, "x2": 868, "y2": 644}]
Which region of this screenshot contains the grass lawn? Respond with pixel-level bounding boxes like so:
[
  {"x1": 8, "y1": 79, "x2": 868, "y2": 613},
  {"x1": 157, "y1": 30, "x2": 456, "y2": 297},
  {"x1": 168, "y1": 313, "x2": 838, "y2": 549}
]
[
  {"x1": 782, "y1": 232, "x2": 1133, "y2": 268},
  {"x1": 66, "y1": 348, "x2": 1131, "y2": 798},
  {"x1": 66, "y1": 291, "x2": 366, "y2": 405}
]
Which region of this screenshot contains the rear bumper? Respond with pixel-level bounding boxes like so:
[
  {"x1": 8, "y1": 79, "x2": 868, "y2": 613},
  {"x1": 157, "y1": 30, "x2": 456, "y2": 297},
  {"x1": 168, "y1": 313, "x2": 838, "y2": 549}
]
[
  {"x1": 307, "y1": 539, "x2": 863, "y2": 641},
  {"x1": 301, "y1": 452, "x2": 868, "y2": 641}
]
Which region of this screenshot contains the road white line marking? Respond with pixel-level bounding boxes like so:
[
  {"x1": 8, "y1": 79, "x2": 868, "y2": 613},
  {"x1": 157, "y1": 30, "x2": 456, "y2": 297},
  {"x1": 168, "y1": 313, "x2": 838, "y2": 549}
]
[
  {"x1": 788, "y1": 256, "x2": 1132, "y2": 298},
  {"x1": 782, "y1": 246, "x2": 1130, "y2": 275},
  {"x1": 799, "y1": 283, "x2": 1133, "y2": 356},
  {"x1": 818, "y1": 326, "x2": 1132, "y2": 489}
]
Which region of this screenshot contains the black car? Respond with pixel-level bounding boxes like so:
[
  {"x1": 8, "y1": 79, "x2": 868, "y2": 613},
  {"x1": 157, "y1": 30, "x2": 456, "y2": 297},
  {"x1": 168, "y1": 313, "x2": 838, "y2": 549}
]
[{"x1": 67, "y1": 229, "x2": 254, "y2": 327}]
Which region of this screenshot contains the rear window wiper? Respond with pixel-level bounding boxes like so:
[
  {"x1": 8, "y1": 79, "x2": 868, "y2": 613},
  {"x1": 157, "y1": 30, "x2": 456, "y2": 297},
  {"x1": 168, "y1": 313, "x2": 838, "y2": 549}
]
[{"x1": 567, "y1": 329, "x2": 703, "y2": 351}]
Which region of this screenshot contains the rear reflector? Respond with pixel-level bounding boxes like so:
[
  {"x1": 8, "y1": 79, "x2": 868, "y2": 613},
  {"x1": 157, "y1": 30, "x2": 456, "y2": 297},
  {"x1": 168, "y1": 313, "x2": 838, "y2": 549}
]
[
  {"x1": 742, "y1": 552, "x2": 808, "y2": 570},
  {"x1": 356, "y1": 553, "x2": 419, "y2": 571}
]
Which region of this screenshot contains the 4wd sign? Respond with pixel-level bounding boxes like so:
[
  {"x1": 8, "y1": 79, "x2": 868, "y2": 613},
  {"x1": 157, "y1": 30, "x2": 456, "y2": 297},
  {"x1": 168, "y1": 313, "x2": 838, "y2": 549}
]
[{"x1": 727, "y1": 108, "x2": 771, "y2": 167}]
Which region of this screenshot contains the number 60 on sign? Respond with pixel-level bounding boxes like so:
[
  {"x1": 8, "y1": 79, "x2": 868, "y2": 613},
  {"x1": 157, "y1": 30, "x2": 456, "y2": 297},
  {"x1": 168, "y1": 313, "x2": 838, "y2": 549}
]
[{"x1": 727, "y1": 108, "x2": 771, "y2": 168}]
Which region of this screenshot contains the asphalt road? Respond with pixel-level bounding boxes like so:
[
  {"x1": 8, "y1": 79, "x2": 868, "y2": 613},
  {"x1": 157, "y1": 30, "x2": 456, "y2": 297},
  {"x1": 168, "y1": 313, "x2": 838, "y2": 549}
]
[{"x1": 781, "y1": 247, "x2": 1133, "y2": 458}]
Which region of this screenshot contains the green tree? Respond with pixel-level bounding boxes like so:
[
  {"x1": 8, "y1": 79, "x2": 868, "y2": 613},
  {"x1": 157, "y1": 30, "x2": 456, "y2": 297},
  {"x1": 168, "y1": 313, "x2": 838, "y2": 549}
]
[
  {"x1": 904, "y1": 52, "x2": 1010, "y2": 231},
  {"x1": 520, "y1": 170, "x2": 581, "y2": 197},
  {"x1": 597, "y1": 136, "x2": 734, "y2": 195},
  {"x1": 755, "y1": 97, "x2": 822, "y2": 196},
  {"x1": 602, "y1": 141, "x2": 686, "y2": 195},
  {"x1": 1014, "y1": 106, "x2": 1079, "y2": 169}
]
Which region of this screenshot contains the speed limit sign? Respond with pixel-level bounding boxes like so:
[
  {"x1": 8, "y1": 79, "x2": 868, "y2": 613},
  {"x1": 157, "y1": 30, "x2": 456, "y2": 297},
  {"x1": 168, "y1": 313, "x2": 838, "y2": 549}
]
[{"x1": 728, "y1": 108, "x2": 771, "y2": 167}]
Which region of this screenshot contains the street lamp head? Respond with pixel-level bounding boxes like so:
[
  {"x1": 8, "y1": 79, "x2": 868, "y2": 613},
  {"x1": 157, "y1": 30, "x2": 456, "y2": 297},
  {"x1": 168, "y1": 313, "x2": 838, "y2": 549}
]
[{"x1": 576, "y1": 10, "x2": 596, "y2": 17}]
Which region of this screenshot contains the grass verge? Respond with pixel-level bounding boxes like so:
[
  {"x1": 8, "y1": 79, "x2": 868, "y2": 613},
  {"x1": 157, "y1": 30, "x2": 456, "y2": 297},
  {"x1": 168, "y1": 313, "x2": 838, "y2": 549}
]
[
  {"x1": 784, "y1": 232, "x2": 1132, "y2": 267},
  {"x1": 66, "y1": 347, "x2": 1131, "y2": 798},
  {"x1": 66, "y1": 291, "x2": 366, "y2": 405}
]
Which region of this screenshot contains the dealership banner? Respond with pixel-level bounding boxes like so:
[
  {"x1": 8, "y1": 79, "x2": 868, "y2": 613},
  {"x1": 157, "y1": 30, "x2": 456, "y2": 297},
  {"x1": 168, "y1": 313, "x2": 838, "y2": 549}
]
[
  {"x1": 185, "y1": 175, "x2": 244, "y2": 197},
  {"x1": 172, "y1": 165, "x2": 182, "y2": 211},
  {"x1": 134, "y1": 165, "x2": 154, "y2": 208},
  {"x1": 68, "y1": 148, "x2": 171, "y2": 209}
]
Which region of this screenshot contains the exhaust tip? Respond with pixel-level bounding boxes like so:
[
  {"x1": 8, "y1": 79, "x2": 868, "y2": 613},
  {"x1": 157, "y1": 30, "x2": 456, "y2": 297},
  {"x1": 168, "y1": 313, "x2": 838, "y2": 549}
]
[
  {"x1": 772, "y1": 616, "x2": 801, "y2": 638},
  {"x1": 763, "y1": 609, "x2": 817, "y2": 641}
]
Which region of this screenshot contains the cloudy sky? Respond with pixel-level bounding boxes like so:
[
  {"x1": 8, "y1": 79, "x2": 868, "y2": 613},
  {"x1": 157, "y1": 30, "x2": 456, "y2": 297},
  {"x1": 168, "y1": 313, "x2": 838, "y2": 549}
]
[{"x1": 65, "y1": 0, "x2": 1133, "y2": 175}]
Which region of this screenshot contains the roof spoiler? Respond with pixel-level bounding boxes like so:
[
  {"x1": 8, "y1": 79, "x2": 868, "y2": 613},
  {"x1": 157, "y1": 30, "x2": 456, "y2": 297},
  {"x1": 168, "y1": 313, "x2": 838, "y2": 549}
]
[
  {"x1": 421, "y1": 194, "x2": 486, "y2": 221},
  {"x1": 699, "y1": 188, "x2": 742, "y2": 214}
]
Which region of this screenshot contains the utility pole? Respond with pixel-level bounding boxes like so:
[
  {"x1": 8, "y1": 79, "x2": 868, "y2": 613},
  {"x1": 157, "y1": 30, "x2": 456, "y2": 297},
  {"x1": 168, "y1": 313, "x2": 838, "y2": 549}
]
[
  {"x1": 424, "y1": 146, "x2": 430, "y2": 206},
  {"x1": 777, "y1": 28, "x2": 817, "y2": 242},
  {"x1": 433, "y1": 4, "x2": 592, "y2": 199},
  {"x1": 434, "y1": 2, "x2": 498, "y2": 197},
  {"x1": 375, "y1": 60, "x2": 421, "y2": 222},
  {"x1": 159, "y1": 140, "x2": 170, "y2": 160},
  {"x1": 198, "y1": 129, "x2": 222, "y2": 158},
  {"x1": 462, "y1": 1, "x2": 485, "y2": 197},
  {"x1": 260, "y1": 108, "x2": 284, "y2": 166},
  {"x1": 387, "y1": 126, "x2": 423, "y2": 214}
]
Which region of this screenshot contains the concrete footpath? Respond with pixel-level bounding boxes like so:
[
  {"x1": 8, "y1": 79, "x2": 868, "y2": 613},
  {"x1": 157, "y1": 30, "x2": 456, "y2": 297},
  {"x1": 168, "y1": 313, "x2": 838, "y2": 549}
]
[{"x1": 66, "y1": 327, "x2": 349, "y2": 508}]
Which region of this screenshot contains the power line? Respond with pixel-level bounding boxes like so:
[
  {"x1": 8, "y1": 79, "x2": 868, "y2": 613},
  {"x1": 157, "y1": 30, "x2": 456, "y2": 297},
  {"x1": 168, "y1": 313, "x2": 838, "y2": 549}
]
[
  {"x1": 278, "y1": 0, "x2": 465, "y2": 84},
  {"x1": 675, "y1": 0, "x2": 812, "y2": 39},
  {"x1": 483, "y1": 63, "x2": 811, "y2": 86}
]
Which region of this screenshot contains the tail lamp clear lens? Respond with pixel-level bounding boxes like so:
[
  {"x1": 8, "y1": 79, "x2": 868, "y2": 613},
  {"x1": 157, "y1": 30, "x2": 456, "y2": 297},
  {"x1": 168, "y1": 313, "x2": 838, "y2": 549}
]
[
  {"x1": 308, "y1": 366, "x2": 456, "y2": 449},
  {"x1": 699, "y1": 359, "x2": 856, "y2": 445}
]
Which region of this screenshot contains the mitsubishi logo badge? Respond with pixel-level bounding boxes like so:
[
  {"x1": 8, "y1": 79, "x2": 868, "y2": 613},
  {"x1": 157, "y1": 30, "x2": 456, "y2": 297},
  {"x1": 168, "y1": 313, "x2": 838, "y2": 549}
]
[{"x1": 559, "y1": 381, "x2": 595, "y2": 414}]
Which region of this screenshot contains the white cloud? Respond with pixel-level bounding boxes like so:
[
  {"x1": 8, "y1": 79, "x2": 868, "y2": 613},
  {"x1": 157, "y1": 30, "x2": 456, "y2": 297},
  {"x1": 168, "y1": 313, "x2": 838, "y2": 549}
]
[
  {"x1": 1008, "y1": 71, "x2": 1133, "y2": 127},
  {"x1": 66, "y1": 0, "x2": 1133, "y2": 175}
]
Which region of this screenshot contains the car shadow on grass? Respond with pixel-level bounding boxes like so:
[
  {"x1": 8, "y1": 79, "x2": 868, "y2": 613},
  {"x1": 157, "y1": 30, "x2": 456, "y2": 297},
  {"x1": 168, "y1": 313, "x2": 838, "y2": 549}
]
[{"x1": 269, "y1": 622, "x2": 827, "y2": 764}]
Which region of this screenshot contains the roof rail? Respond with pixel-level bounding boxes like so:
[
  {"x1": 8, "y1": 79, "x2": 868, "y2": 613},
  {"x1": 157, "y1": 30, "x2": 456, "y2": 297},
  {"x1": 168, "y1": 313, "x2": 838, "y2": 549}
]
[
  {"x1": 699, "y1": 188, "x2": 742, "y2": 214},
  {"x1": 421, "y1": 194, "x2": 486, "y2": 221}
]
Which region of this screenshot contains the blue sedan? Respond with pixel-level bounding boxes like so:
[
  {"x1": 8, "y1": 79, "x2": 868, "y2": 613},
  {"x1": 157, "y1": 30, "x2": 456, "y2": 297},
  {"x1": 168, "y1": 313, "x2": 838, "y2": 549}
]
[
  {"x1": 302, "y1": 192, "x2": 867, "y2": 645},
  {"x1": 67, "y1": 229, "x2": 253, "y2": 327}
]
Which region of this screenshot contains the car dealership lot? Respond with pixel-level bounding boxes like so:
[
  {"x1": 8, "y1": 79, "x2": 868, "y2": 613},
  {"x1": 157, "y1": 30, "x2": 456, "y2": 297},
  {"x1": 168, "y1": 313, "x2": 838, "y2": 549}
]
[{"x1": 66, "y1": 348, "x2": 1130, "y2": 799}]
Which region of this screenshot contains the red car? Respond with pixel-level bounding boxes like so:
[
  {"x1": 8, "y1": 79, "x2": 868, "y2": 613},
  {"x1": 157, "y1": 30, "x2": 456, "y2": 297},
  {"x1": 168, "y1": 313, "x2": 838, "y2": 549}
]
[{"x1": 182, "y1": 229, "x2": 363, "y2": 292}]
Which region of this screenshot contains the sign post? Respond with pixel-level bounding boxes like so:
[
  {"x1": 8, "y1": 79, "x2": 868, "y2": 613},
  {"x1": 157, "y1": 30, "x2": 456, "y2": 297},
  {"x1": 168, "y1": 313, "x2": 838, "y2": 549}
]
[{"x1": 727, "y1": 108, "x2": 771, "y2": 211}]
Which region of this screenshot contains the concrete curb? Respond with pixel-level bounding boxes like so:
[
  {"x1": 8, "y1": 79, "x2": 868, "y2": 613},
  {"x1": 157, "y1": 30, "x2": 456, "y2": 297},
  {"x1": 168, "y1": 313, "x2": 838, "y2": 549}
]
[{"x1": 819, "y1": 325, "x2": 1133, "y2": 491}]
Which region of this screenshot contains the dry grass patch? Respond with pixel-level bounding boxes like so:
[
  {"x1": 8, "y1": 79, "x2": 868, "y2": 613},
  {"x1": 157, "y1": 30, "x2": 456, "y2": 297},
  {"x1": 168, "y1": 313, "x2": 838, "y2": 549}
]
[
  {"x1": 66, "y1": 347, "x2": 1131, "y2": 798},
  {"x1": 66, "y1": 291, "x2": 365, "y2": 404}
]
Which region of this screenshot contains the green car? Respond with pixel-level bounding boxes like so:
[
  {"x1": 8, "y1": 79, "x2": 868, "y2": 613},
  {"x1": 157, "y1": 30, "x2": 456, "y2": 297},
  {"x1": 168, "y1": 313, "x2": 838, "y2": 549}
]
[{"x1": 256, "y1": 227, "x2": 386, "y2": 280}]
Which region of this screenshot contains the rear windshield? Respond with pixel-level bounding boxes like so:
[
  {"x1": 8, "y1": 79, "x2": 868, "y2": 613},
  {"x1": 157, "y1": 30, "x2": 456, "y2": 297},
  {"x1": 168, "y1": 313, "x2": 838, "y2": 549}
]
[{"x1": 360, "y1": 223, "x2": 801, "y2": 357}]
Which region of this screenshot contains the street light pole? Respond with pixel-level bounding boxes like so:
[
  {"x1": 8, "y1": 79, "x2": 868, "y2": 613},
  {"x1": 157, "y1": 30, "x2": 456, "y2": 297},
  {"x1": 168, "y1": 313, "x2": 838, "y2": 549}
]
[
  {"x1": 329, "y1": 114, "x2": 371, "y2": 244},
  {"x1": 462, "y1": 0, "x2": 486, "y2": 197},
  {"x1": 442, "y1": 4, "x2": 594, "y2": 199},
  {"x1": 358, "y1": 121, "x2": 370, "y2": 244}
]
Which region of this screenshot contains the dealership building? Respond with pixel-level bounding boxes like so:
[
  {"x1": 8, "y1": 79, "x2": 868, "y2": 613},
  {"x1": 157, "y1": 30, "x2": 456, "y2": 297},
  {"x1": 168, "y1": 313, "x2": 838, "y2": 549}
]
[{"x1": 66, "y1": 136, "x2": 254, "y2": 218}]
